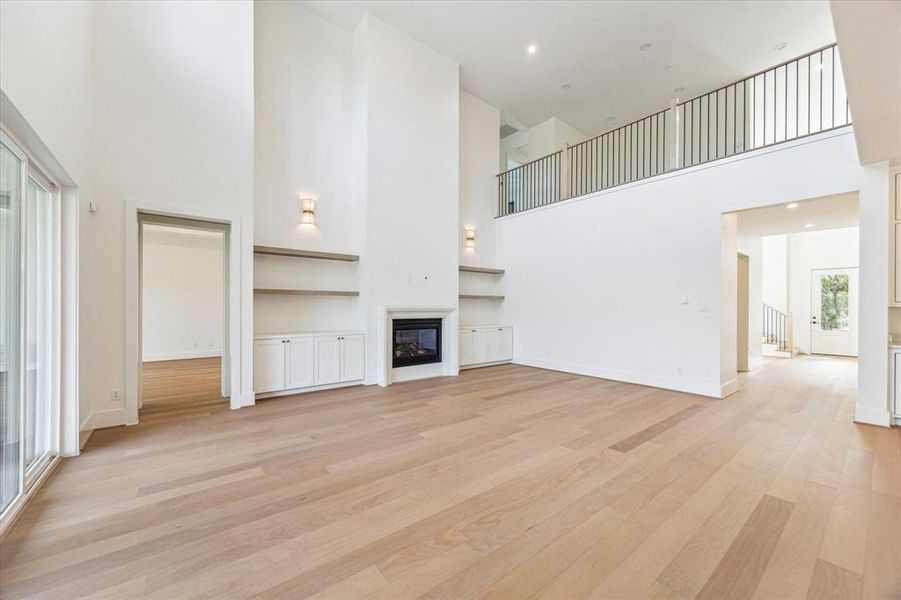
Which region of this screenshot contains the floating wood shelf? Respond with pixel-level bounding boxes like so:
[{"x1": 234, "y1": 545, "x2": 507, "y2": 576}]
[
  {"x1": 254, "y1": 288, "x2": 359, "y2": 297},
  {"x1": 459, "y1": 294, "x2": 505, "y2": 300},
  {"x1": 253, "y1": 245, "x2": 359, "y2": 262},
  {"x1": 459, "y1": 265, "x2": 505, "y2": 275}
]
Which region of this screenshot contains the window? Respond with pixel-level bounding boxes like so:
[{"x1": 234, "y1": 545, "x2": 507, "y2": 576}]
[
  {"x1": 0, "y1": 131, "x2": 59, "y2": 520},
  {"x1": 819, "y1": 273, "x2": 850, "y2": 332}
]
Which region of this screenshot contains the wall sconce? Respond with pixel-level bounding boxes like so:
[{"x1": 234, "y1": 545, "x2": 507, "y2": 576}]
[
  {"x1": 300, "y1": 198, "x2": 316, "y2": 225},
  {"x1": 464, "y1": 228, "x2": 476, "y2": 248}
]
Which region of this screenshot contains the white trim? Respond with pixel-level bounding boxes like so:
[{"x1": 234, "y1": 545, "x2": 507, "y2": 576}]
[
  {"x1": 720, "y1": 379, "x2": 740, "y2": 398},
  {"x1": 255, "y1": 379, "x2": 365, "y2": 400},
  {"x1": 854, "y1": 404, "x2": 892, "y2": 428},
  {"x1": 142, "y1": 350, "x2": 222, "y2": 362},
  {"x1": 125, "y1": 200, "x2": 254, "y2": 427},
  {"x1": 460, "y1": 359, "x2": 512, "y2": 371},
  {"x1": 513, "y1": 355, "x2": 723, "y2": 398}
]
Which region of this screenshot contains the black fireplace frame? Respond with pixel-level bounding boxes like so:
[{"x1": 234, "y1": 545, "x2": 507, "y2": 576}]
[{"x1": 392, "y1": 318, "x2": 442, "y2": 368}]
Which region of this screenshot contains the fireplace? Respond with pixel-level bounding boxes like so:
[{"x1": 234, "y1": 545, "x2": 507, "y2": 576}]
[{"x1": 392, "y1": 318, "x2": 442, "y2": 368}]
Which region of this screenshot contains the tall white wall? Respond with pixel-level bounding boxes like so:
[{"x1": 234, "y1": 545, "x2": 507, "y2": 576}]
[
  {"x1": 787, "y1": 226, "x2": 859, "y2": 354},
  {"x1": 354, "y1": 16, "x2": 460, "y2": 381},
  {"x1": 254, "y1": 1, "x2": 356, "y2": 253},
  {"x1": 82, "y1": 0, "x2": 255, "y2": 424},
  {"x1": 0, "y1": 0, "x2": 94, "y2": 429},
  {"x1": 761, "y1": 235, "x2": 789, "y2": 312},
  {"x1": 253, "y1": 2, "x2": 361, "y2": 336},
  {"x1": 497, "y1": 130, "x2": 890, "y2": 425},
  {"x1": 142, "y1": 227, "x2": 223, "y2": 361}
]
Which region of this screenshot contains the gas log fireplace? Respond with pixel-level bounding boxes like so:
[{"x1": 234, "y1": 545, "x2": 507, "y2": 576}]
[{"x1": 392, "y1": 318, "x2": 442, "y2": 368}]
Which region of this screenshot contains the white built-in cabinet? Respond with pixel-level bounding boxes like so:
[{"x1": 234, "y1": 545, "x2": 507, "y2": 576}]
[
  {"x1": 253, "y1": 332, "x2": 364, "y2": 394},
  {"x1": 459, "y1": 326, "x2": 513, "y2": 368}
]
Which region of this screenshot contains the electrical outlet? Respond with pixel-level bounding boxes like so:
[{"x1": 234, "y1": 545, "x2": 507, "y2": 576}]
[
  {"x1": 680, "y1": 294, "x2": 690, "y2": 305},
  {"x1": 111, "y1": 389, "x2": 121, "y2": 401}
]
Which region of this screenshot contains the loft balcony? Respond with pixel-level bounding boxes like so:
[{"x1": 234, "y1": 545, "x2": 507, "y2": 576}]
[{"x1": 496, "y1": 44, "x2": 851, "y2": 217}]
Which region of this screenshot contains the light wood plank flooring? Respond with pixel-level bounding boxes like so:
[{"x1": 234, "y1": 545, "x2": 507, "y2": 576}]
[
  {"x1": 0, "y1": 356, "x2": 898, "y2": 599},
  {"x1": 140, "y1": 358, "x2": 227, "y2": 422}
]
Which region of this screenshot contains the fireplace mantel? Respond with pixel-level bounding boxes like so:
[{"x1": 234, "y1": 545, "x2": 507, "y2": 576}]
[{"x1": 376, "y1": 306, "x2": 458, "y2": 386}]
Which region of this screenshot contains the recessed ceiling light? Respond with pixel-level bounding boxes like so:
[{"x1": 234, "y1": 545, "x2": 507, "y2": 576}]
[
  {"x1": 786, "y1": 202, "x2": 799, "y2": 209},
  {"x1": 774, "y1": 42, "x2": 788, "y2": 50},
  {"x1": 527, "y1": 43, "x2": 537, "y2": 55},
  {"x1": 804, "y1": 223, "x2": 815, "y2": 228},
  {"x1": 674, "y1": 86, "x2": 685, "y2": 94},
  {"x1": 639, "y1": 43, "x2": 652, "y2": 52},
  {"x1": 561, "y1": 83, "x2": 572, "y2": 91},
  {"x1": 606, "y1": 116, "x2": 616, "y2": 122}
]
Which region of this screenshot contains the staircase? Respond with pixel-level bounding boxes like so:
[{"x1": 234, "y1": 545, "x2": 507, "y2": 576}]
[{"x1": 762, "y1": 303, "x2": 792, "y2": 358}]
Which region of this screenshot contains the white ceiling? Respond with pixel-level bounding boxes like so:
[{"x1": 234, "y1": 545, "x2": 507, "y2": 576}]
[
  {"x1": 734, "y1": 192, "x2": 858, "y2": 237},
  {"x1": 301, "y1": 0, "x2": 836, "y2": 137}
]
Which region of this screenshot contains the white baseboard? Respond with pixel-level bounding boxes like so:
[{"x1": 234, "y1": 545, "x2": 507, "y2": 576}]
[
  {"x1": 513, "y1": 355, "x2": 722, "y2": 398},
  {"x1": 460, "y1": 360, "x2": 512, "y2": 371},
  {"x1": 854, "y1": 404, "x2": 892, "y2": 428},
  {"x1": 79, "y1": 413, "x2": 94, "y2": 450},
  {"x1": 720, "y1": 379, "x2": 740, "y2": 398},
  {"x1": 142, "y1": 350, "x2": 221, "y2": 362},
  {"x1": 90, "y1": 407, "x2": 129, "y2": 429},
  {"x1": 254, "y1": 380, "x2": 363, "y2": 400}
]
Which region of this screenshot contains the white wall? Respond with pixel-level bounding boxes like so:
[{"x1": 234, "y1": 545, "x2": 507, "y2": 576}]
[
  {"x1": 460, "y1": 91, "x2": 500, "y2": 267},
  {"x1": 354, "y1": 16, "x2": 460, "y2": 381},
  {"x1": 761, "y1": 235, "x2": 789, "y2": 312},
  {"x1": 80, "y1": 0, "x2": 255, "y2": 424},
  {"x1": 253, "y1": 2, "x2": 362, "y2": 337},
  {"x1": 254, "y1": 1, "x2": 356, "y2": 253},
  {"x1": 496, "y1": 130, "x2": 890, "y2": 425},
  {"x1": 787, "y1": 226, "x2": 859, "y2": 354},
  {"x1": 142, "y1": 226, "x2": 223, "y2": 361},
  {"x1": 1, "y1": 0, "x2": 94, "y2": 434}
]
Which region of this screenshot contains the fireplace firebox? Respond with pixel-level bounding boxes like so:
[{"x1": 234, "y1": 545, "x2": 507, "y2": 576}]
[{"x1": 392, "y1": 318, "x2": 442, "y2": 368}]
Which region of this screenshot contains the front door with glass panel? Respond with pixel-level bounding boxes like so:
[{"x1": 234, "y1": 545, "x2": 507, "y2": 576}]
[{"x1": 810, "y1": 268, "x2": 858, "y2": 357}]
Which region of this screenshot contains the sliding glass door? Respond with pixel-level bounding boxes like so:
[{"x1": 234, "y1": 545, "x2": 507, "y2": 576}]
[
  {"x1": 0, "y1": 132, "x2": 59, "y2": 521},
  {"x1": 1, "y1": 140, "x2": 23, "y2": 515}
]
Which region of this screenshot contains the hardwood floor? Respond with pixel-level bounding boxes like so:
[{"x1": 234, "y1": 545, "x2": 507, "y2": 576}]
[
  {"x1": 1, "y1": 356, "x2": 898, "y2": 599},
  {"x1": 140, "y1": 358, "x2": 227, "y2": 422}
]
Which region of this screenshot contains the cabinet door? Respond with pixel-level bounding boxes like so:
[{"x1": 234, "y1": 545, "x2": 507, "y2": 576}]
[
  {"x1": 473, "y1": 329, "x2": 492, "y2": 364},
  {"x1": 894, "y1": 351, "x2": 901, "y2": 418},
  {"x1": 459, "y1": 329, "x2": 475, "y2": 366},
  {"x1": 895, "y1": 223, "x2": 901, "y2": 304},
  {"x1": 497, "y1": 327, "x2": 513, "y2": 361},
  {"x1": 315, "y1": 337, "x2": 341, "y2": 385},
  {"x1": 340, "y1": 335, "x2": 365, "y2": 382},
  {"x1": 285, "y1": 337, "x2": 315, "y2": 389},
  {"x1": 253, "y1": 339, "x2": 286, "y2": 393},
  {"x1": 894, "y1": 172, "x2": 900, "y2": 221}
]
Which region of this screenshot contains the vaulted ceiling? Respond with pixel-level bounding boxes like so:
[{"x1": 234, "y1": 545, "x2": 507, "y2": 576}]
[{"x1": 301, "y1": 0, "x2": 836, "y2": 137}]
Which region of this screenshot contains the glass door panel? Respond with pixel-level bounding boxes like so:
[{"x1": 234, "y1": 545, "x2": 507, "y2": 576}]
[
  {"x1": 0, "y1": 141, "x2": 22, "y2": 515},
  {"x1": 24, "y1": 176, "x2": 53, "y2": 475}
]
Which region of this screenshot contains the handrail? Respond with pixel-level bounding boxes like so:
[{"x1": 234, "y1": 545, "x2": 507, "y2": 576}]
[
  {"x1": 496, "y1": 149, "x2": 562, "y2": 177},
  {"x1": 762, "y1": 303, "x2": 789, "y2": 352},
  {"x1": 496, "y1": 43, "x2": 850, "y2": 217}
]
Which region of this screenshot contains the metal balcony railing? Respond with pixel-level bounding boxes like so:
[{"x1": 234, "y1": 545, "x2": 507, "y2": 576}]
[{"x1": 497, "y1": 43, "x2": 850, "y2": 217}]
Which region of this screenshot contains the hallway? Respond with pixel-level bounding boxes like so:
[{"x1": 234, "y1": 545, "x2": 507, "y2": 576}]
[{"x1": 1, "y1": 357, "x2": 898, "y2": 598}]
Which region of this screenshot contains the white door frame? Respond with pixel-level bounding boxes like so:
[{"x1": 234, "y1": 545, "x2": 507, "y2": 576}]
[
  {"x1": 124, "y1": 200, "x2": 253, "y2": 425},
  {"x1": 810, "y1": 267, "x2": 858, "y2": 357}
]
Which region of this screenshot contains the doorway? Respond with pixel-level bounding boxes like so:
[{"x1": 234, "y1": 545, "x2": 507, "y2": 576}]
[
  {"x1": 138, "y1": 214, "x2": 229, "y2": 421},
  {"x1": 810, "y1": 267, "x2": 858, "y2": 357}
]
